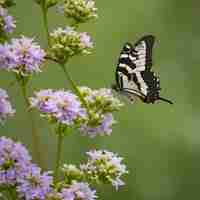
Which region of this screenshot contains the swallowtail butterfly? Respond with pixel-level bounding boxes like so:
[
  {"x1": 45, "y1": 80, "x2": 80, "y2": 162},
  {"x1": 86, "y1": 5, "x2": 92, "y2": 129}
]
[{"x1": 112, "y1": 35, "x2": 173, "y2": 104}]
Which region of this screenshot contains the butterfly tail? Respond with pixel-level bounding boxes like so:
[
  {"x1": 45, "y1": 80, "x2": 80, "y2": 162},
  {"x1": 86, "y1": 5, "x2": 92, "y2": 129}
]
[{"x1": 158, "y1": 97, "x2": 173, "y2": 104}]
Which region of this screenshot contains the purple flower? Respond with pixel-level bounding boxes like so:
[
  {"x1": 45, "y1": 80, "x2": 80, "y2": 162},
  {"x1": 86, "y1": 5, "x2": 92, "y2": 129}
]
[
  {"x1": 80, "y1": 33, "x2": 93, "y2": 48},
  {"x1": 17, "y1": 164, "x2": 53, "y2": 200},
  {"x1": 61, "y1": 189, "x2": 74, "y2": 200},
  {"x1": 0, "y1": 88, "x2": 15, "y2": 123},
  {"x1": 0, "y1": 6, "x2": 15, "y2": 33},
  {"x1": 80, "y1": 114, "x2": 115, "y2": 137},
  {"x1": 30, "y1": 89, "x2": 86, "y2": 125},
  {"x1": 61, "y1": 182, "x2": 97, "y2": 200},
  {"x1": 78, "y1": 87, "x2": 123, "y2": 137},
  {"x1": 0, "y1": 137, "x2": 31, "y2": 186},
  {"x1": 81, "y1": 150, "x2": 128, "y2": 190},
  {"x1": 0, "y1": 36, "x2": 46, "y2": 75}
]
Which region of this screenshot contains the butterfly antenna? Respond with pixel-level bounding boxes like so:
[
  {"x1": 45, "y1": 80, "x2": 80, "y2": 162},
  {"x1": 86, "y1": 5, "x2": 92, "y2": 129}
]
[{"x1": 158, "y1": 97, "x2": 173, "y2": 104}]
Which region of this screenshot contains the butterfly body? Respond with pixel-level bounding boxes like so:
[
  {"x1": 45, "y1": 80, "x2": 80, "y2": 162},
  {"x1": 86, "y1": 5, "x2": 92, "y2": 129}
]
[{"x1": 112, "y1": 35, "x2": 173, "y2": 104}]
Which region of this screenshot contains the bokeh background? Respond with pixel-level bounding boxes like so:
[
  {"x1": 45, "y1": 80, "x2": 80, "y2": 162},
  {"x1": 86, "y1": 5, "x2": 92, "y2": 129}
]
[{"x1": 0, "y1": 0, "x2": 200, "y2": 199}]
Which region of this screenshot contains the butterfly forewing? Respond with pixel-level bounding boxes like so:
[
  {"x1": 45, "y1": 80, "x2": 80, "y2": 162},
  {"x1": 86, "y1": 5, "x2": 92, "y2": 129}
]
[{"x1": 134, "y1": 35, "x2": 155, "y2": 68}]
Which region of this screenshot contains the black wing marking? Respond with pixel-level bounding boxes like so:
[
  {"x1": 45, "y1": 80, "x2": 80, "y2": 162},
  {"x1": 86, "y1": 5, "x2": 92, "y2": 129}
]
[
  {"x1": 134, "y1": 68, "x2": 173, "y2": 104},
  {"x1": 140, "y1": 68, "x2": 160, "y2": 103},
  {"x1": 134, "y1": 35, "x2": 155, "y2": 68},
  {"x1": 117, "y1": 72, "x2": 145, "y2": 102},
  {"x1": 116, "y1": 43, "x2": 133, "y2": 89},
  {"x1": 116, "y1": 35, "x2": 155, "y2": 80}
]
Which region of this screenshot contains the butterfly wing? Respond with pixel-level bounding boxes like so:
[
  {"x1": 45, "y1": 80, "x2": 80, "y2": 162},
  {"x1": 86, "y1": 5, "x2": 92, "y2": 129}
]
[
  {"x1": 133, "y1": 35, "x2": 155, "y2": 69},
  {"x1": 116, "y1": 71, "x2": 145, "y2": 102}
]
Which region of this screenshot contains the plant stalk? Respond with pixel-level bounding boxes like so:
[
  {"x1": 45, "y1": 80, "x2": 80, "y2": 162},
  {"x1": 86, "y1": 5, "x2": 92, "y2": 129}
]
[
  {"x1": 41, "y1": 0, "x2": 50, "y2": 46},
  {"x1": 54, "y1": 130, "x2": 64, "y2": 182},
  {"x1": 60, "y1": 63, "x2": 91, "y2": 117},
  {"x1": 20, "y1": 82, "x2": 43, "y2": 167},
  {"x1": 8, "y1": 188, "x2": 16, "y2": 200}
]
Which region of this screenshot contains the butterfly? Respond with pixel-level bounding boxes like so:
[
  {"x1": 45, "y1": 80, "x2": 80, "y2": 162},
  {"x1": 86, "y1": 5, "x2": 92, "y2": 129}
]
[{"x1": 112, "y1": 35, "x2": 173, "y2": 104}]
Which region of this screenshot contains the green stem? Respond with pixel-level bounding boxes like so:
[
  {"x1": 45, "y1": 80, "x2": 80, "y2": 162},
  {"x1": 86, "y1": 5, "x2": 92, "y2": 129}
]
[
  {"x1": 54, "y1": 130, "x2": 64, "y2": 182},
  {"x1": 8, "y1": 188, "x2": 16, "y2": 200},
  {"x1": 20, "y1": 81, "x2": 43, "y2": 168},
  {"x1": 41, "y1": 0, "x2": 50, "y2": 46},
  {"x1": 60, "y1": 63, "x2": 91, "y2": 118}
]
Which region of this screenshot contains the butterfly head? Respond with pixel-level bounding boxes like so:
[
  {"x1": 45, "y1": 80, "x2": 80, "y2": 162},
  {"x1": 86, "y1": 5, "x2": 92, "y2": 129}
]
[{"x1": 123, "y1": 43, "x2": 132, "y2": 53}]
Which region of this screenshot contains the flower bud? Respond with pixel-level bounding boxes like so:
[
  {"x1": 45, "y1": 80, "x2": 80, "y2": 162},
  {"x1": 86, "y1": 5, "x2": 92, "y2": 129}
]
[
  {"x1": 49, "y1": 27, "x2": 93, "y2": 63},
  {"x1": 62, "y1": 164, "x2": 84, "y2": 183},
  {"x1": 59, "y1": 0, "x2": 98, "y2": 24},
  {"x1": 46, "y1": 0, "x2": 59, "y2": 8}
]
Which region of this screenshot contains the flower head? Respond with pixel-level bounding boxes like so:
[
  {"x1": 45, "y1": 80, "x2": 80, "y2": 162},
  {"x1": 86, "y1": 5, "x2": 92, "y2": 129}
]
[
  {"x1": 61, "y1": 182, "x2": 97, "y2": 200},
  {"x1": 59, "y1": 0, "x2": 97, "y2": 24},
  {"x1": 17, "y1": 164, "x2": 53, "y2": 200},
  {"x1": 0, "y1": 36, "x2": 46, "y2": 75},
  {"x1": 49, "y1": 27, "x2": 93, "y2": 63},
  {"x1": 0, "y1": 88, "x2": 15, "y2": 123},
  {"x1": 0, "y1": 6, "x2": 15, "y2": 35},
  {"x1": 30, "y1": 89, "x2": 85, "y2": 126},
  {"x1": 0, "y1": 137, "x2": 31, "y2": 186},
  {"x1": 78, "y1": 87, "x2": 123, "y2": 137},
  {"x1": 80, "y1": 150, "x2": 128, "y2": 190}
]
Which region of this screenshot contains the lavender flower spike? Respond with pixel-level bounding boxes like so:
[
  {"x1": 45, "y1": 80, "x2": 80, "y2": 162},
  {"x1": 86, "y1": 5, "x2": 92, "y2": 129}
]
[
  {"x1": 0, "y1": 36, "x2": 46, "y2": 76},
  {"x1": 30, "y1": 89, "x2": 86, "y2": 126},
  {"x1": 17, "y1": 164, "x2": 53, "y2": 200},
  {"x1": 0, "y1": 137, "x2": 31, "y2": 186}
]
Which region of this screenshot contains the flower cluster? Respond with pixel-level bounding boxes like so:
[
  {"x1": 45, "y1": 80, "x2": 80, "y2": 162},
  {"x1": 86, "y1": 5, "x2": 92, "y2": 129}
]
[
  {"x1": 0, "y1": 88, "x2": 15, "y2": 123},
  {"x1": 0, "y1": 137, "x2": 53, "y2": 200},
  {"x1": 30, "y1": 89, "x2": 85, "y2": 126},
  {"x1": 80, "y1": 150, "x2": 128, "y2": 190},
  {"x1": 78, "y1": 87, "x2": 123, "y2": 137},
  {"x1": 0, "y1": 6, "x2": 15, "y2": 37},
  {"x1": 0, "y1": 137, "x2": 31, "y2": 186},
  {"x1": 0, "y1": 36, "x2": 46, "y2": 76},
  {"x1": 49, "y1": 26, "x2": 93, "y2": 63},
  {"x1": 17, "y1": 165, "x2": 53, "y2": 200},
  {"x1": 59, "y1": 0, "x2": 98, "y2": 24}
]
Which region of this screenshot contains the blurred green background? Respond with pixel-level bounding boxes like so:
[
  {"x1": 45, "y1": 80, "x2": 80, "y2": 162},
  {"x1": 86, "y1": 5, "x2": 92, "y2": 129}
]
[{"x1": 1, "y1": 0, "x2": 200, "y2": 199}]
